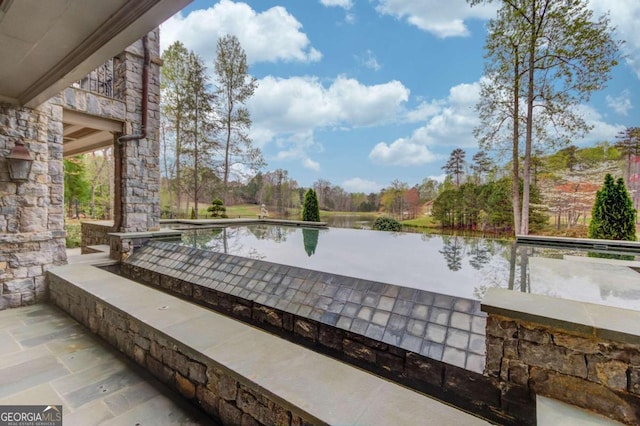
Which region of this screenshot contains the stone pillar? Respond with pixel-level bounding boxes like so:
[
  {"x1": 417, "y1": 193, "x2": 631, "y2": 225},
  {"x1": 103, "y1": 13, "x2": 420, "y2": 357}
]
[
  {"x1": 0, "y1": 99, "x2": 67, "y2": 309},
  {"x1": 112, "y1": 29, "x2": 161, "y2": 233}
]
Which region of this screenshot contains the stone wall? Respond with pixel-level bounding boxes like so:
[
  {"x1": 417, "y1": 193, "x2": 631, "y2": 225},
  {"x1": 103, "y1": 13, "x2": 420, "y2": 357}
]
[
  {"x1": 107, "y1": 230, "x2": 182, "y2": 262},
  {"x1": 0, "y1": 100, "x2": 67, "y2": 309},
  {"x1": 112, "y1": 29, "x2": 161, "y2": 233},
  {"x1": 48, "y1": 272, "x2": 318, "y2": 426},
  {"x1": 80, "y1": 221, "x2": 114, "y2": 252},
  {"x1": 485, "y1": 314, "x2": 640, "y2": 425},
  {"x1": 60, "y1": 86, "x2": 126, "y2": 121}
]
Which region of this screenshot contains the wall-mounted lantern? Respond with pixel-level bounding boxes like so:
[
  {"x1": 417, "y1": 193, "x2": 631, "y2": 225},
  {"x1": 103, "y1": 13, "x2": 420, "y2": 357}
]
[{"x1": 6, "y1": 139, "x2": 33, "y2": 181}]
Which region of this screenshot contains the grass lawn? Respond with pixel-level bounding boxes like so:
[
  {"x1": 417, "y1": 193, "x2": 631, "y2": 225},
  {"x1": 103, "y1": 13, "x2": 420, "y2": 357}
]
[
  {"x1": 318, "y1": 210, "x2": 378, "y2": 218},
  {"x1": 224, "y1": 204, "x2": 262, "y2": 217},
  {"x1": 187, "y1": 204, "x2": 262, "y2": 218},
  {"x1": 198, "y1": 205, "x2": 382, "y2": 221},
  {"x1": 65, "y1": 219, "x2": 82, "y2": 248},
  {"x1": 401, "y1": 215, "x2": 439, "y2": 228}
]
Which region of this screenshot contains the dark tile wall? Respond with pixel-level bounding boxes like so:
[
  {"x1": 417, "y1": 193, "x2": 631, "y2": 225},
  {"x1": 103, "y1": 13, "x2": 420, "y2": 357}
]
[{"x1": 126, "y1": 242, "x2": 486, "y2": 371}]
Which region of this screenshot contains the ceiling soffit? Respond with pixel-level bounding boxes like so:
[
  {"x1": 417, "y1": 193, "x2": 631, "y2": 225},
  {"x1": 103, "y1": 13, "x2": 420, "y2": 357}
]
[{"x1": 0, "y1": 0, "x2": 191, "y2": 107}]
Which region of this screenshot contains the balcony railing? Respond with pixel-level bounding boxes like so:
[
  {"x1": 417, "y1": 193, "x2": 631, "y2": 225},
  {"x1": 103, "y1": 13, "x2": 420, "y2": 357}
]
[{"x1": 72, "y1": 59, "x2": 119, "y2": 99}]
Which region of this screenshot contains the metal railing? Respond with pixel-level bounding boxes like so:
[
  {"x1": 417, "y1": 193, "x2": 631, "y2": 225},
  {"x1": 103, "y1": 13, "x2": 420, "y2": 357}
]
[{"x1": 72, "y1": 59, "x2": 119, "y2": 99}]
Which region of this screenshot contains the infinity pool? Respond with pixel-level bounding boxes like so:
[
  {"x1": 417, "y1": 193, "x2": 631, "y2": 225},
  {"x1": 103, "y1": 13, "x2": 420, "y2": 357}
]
[{"x1": 177, "y1": 225, "x2": 640, "y2": 310}]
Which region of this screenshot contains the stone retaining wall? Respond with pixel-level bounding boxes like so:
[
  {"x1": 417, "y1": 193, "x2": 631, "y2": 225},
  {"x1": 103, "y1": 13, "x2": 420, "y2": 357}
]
[
  {"x1": 48, "y1": 272, "x2": 319, "y2": 426},
  {"x1": 485, "y1": 314, "x2": 640, "y2": 425},
  {"x1": 80, "y1": 221, "x2": 113, "y2": 253}
]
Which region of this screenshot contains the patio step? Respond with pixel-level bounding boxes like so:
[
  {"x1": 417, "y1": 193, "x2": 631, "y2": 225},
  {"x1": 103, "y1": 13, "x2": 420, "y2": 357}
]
[{"x1": 48, "y1": 264, "x2": 490, "y2": 426}]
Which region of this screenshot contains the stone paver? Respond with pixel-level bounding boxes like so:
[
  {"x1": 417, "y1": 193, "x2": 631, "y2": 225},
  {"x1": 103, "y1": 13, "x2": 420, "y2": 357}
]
[{"x1": 0, "y1": 304, "x2": 213, "y2": 425}]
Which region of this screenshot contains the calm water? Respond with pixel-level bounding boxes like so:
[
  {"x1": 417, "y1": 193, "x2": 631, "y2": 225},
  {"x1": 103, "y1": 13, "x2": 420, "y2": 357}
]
[
  {"x1": 324, "y1": 214, "x2": 378, "y2": 229},
  {"x1": 178, "y1": 225, "x2": 640, "y2": 310}
]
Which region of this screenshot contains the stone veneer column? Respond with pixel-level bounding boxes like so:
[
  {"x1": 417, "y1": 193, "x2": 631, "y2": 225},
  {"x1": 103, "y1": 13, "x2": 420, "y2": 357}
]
[
  {"x1": 0, "y1": 99, "x2": 67, "y2": 309},
  {"x1": 112, "y1": 29, "x2": 161, "y2": 233}
]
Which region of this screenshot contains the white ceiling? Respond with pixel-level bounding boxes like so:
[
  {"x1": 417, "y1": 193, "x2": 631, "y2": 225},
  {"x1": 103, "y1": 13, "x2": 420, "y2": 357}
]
[{"x1": 0, "y1": 0, "x2": 190, "y2": 107}]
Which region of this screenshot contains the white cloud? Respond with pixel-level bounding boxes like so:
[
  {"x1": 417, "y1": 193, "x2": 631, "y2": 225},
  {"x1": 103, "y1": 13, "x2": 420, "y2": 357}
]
[
  {"x1": 303, "y1": 158, "x2": 321, "y2": 171},
  {"x1": 357, "y1": 50, "x2": 382, "y2": 71},
  {"x1": 370, "y1": 81, "x2": 480, "y2": 166},
  {"x1": 369, "y1": 138, "x2": 438, "y2": 166},
  {"x1": 428, "y1": 174, "x2": 448, "y2": 183},
  {"x1": 272, "y1": 131, "x2": 323, "y2": 172},
  {"x1": 320, "y1": 0, "x2": 353, "y2": 9},
  {"x1": 370, "y1": 71, "x2": 627, "y2": 167},
  {"x1": 249, "y1": 75, "x2": 409, "y2": 140},
  {"x1": 249, "y1": 75, "x2": 409, "y2": 169},
  {"x1": 320, "y1": 0, "x2": 355, "y2": 24},
  {"x1": 160, "y1": 0, "x2": 321, "y2": 64},
  {"x1": 229, "y1": 163, "x2": 255, "y2": 183},
  {"x1": 342, "y1": 178, "x2": 383, "y2": 193},
  {"x1": 589, "y1": 0, "x2": 640, "y2": 78},
  {"x1": 606, "y1": 90, "x2": 632, "y2": 116},
  {"x1": 374, "y1": 0, "x2": 496, "y2": 38},
  {"x1": 405, "y1": 100, "x2": 444, "y2": 122},
  {"x1": 372, "y1": 0, "x2": 639, "y2": 76},
  {"x1": 573, "y1": 104, "x2": 626, "y2": 145}
]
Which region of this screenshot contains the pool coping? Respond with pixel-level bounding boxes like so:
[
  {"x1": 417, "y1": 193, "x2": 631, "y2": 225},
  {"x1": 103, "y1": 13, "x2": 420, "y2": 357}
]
[
  {"x1": 482, "y1": 287, "x2": 640, "y2": 345},
  {"x1": 516, "y1": 234, "x2": 640, "y2": 252}
]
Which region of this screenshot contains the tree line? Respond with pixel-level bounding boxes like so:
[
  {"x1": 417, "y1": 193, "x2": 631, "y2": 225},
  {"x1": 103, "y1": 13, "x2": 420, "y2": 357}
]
[
  {"x1": 159, "y1": 0, "x2": 623, "y2": 233},
  {"x1": 433, "y1": 133, "x2": 638, "y2": 234}
]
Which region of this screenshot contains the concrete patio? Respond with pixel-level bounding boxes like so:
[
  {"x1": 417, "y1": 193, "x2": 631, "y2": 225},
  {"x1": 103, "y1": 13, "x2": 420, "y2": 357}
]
[{"x1": 0, "y1": 302, "x2": 213, "y2": 425}]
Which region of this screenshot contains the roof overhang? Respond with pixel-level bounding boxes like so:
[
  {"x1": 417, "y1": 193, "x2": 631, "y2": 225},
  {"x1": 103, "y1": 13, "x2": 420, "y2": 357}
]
[{"x1": 0, "y1": 0, "x2": 191, "y2": 108}]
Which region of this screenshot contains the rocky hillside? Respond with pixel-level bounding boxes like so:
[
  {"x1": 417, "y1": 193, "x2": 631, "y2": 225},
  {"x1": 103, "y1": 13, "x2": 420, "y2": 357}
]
[{"x1": 536, "y1": 153, "x2": 628, "y2": 230}]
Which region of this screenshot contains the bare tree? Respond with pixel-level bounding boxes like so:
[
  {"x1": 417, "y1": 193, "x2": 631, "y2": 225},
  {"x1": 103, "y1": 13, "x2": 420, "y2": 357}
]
[
  {"x1": 161, "y1": 41, "x2": 191, "y2": 216},
  {"x1": 214, "y1": 34, "x2": 265, "y2": 203}
]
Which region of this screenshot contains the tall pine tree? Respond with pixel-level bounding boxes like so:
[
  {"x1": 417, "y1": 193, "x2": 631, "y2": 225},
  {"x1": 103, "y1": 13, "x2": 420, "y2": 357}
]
[
  {"x1": 302, "y1": 189, "x2": 320, "y2": 222},
  {"x1": 161, "y1": 41, "x2": 190, "y2": 217},
  {"x1": 589, "y1": 174, "x2": 636, "y2": 241},
  {"x1": 442, "y1": 148, "x2": 466, "y2": 187}
]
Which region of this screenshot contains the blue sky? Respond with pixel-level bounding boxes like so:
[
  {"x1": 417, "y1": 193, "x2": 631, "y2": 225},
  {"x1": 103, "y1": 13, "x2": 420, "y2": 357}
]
[{"x1": 161, "y1": 0, "x2": 640, "y2": 193}]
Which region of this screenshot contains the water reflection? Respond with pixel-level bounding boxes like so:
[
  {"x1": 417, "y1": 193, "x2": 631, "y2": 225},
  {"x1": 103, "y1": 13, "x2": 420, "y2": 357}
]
[
  {"x1": 468, "y1": 238, "x2": 492, "y2": 270},
  {"x1": 177, "y1": 225, "x2": 640, "y2": 310},
  {"x1": 247, "y1": 224, "x2": 296, "y2": 242},
  {"x1": 325, "y1": 215, "x2": 376, "y2": 229},
  {"x1": 302, "y1": 228, "x2": 319, "y2": 257},
  {"x1": 182, "y1": 227, "x2": 223, "y2": 250},
  {"x1": 439, "y1": 236, "x2": 464, "y2": 271}
]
